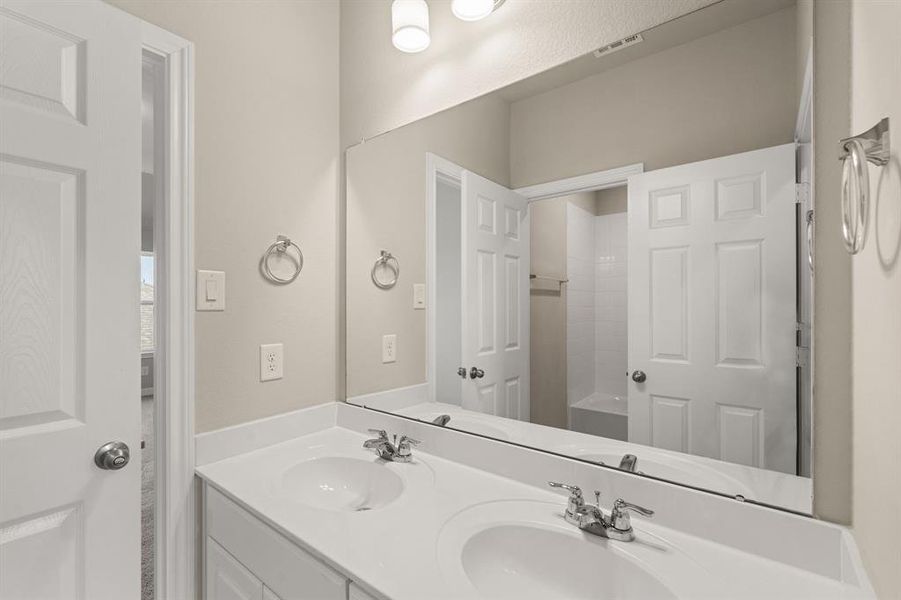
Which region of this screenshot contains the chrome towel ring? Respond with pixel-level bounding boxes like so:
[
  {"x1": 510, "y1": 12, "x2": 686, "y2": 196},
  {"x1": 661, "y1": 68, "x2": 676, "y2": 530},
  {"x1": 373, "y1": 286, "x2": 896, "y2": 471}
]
[
  {"x1": 261, "y1": 234, "x2": 304, "y2": 284},
  {"x1": 839, "y1": 117, "x2": 890, "y2": 255},
  {"x1": 371, "y1": 250, "x2": 399, "y2": 289}
]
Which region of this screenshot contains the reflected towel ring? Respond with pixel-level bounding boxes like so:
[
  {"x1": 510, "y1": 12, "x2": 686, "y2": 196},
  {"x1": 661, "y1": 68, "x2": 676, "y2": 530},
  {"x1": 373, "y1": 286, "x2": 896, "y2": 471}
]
[
  {"x1": 841, "y1": 138, "x2": 869, "y2": 255},
  {"x1": 262, "y1": 235, "x2": 304, "y2": 284},
  {"x1": 371, "y1": 250, "x2": 399, "y2": 289}
]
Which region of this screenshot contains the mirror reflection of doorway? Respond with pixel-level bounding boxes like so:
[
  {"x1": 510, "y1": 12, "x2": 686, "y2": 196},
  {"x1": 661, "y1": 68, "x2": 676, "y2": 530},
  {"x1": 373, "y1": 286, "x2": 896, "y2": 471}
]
[
  {"x1": 141, "y1": 51, "x2": 164, "y2": 600},
  {"x1": 432, "y1": 144, "x2": 800, "y2": 476}
]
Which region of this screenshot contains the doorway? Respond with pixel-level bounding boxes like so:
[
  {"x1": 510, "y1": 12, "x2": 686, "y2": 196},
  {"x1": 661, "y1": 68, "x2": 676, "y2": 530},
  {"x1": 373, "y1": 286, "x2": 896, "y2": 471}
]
[{"x1": 140, "y1": 49, "x2": 164, "y2": 600}]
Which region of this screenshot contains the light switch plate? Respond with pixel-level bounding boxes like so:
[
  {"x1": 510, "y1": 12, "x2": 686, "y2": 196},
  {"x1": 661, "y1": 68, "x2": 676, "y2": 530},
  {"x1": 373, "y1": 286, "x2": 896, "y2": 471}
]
[
  {"x1": 413, "y1": 283, "x2": 426, "y2": 309},
  {"x1": 196, "y1": 270, "x2": 226, "y2": 311},
  {"x1": 382, "y1": 334, "x2": 397, "y2": 363},
  {"x1": 260, "y1": 343, "x2": 284, "y2": 381}
]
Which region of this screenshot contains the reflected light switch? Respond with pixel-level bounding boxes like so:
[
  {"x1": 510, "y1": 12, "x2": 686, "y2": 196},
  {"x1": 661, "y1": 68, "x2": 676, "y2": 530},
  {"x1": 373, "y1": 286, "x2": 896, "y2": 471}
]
[
  {"x1": 196, "y1": 270, "x2": 225, "y2": 311},
  {"x1": 413, "y1": 283, "x2": 426, "y2": 309}
]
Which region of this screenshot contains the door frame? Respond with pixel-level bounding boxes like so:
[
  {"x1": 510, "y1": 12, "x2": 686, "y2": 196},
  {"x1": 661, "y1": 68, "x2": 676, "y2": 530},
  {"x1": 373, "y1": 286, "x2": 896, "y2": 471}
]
[
  {"x1": 513, "y1": 162, "x2": 644, "y2": 200},
  {"x1": 425, "y1": 153, "x2": 464, "y2": 403},
  {"x1": 142, "y1": 21, "x2": 196, "y2": 600}
]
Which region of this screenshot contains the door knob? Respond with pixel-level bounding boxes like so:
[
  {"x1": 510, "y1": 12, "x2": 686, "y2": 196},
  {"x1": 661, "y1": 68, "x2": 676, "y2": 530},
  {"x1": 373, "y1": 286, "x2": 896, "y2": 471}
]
[
  {"x1": 470, "y1": 367, "x2": 485, "y2": 379},
  {"x1": 94, "y1": 441, "x2": 130, "y2": 470},
  {"x1": 631, "y1": 370, "x2": 647, "y2": 383},
  {"x1": 457, "y1": 367, "x2": 467, "y2": 379}
]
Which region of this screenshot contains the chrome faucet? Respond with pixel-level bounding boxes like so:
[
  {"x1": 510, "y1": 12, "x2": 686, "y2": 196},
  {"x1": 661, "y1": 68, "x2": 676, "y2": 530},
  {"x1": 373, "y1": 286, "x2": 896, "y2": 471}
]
[
  {"x1": 548, "y1": 482, "x2": 653, "y2": 542},
  {"x1": 618, "y1": 454, "x2": 638, "y2": 472},
  {"x1": 363, "y1": 429, "x2": 420, "y2": 463},
  {"x1": 431, "y1": 414, "x2": 451, "y2": 426}
]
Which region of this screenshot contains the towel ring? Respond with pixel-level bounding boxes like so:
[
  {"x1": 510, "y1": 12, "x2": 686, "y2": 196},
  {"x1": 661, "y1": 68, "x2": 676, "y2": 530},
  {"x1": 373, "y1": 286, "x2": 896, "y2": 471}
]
[
  {"x1": 371, "y1": 250, "x2": 399, "y2": 289},
  {"x1": 262, "y1": 235, "x2": 304, "y2": 284},
  {"x1": 839, "y1": 117, "x2": 890, "y2": 255}
]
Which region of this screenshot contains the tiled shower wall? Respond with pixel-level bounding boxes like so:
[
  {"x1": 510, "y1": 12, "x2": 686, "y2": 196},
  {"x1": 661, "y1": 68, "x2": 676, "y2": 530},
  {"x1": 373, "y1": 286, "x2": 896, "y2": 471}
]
[
  {"x1": 566, "y1": 202, "x2": 596, "y2": 406},
  {"x1": 594, "y1": 212, "x2": 628, "y2": 398},
  {"x1": 566, "y1": 201, "x2": 629, "y2": 407}
]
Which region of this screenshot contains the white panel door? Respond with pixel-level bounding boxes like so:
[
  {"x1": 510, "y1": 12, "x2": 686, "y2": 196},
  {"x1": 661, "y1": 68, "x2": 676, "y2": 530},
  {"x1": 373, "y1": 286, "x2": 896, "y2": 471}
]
[
  {"x1": 206, "y1": 538, "x2": 264, "y2": 600},
  {"x1": 628, "y1": 144, "x2": 797, "y2": 474},
  {"x1": 461, "y1": 171, "x2": 530, "y2": 420},
  {"x1": 0, "y1": 2, "x2": 142, "y2": 599}
]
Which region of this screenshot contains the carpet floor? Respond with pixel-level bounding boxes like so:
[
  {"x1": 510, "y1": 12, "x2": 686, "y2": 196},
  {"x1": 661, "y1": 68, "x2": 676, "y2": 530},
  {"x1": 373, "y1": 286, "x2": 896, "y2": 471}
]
[{"x1": 141, "y1": 396, "x2": 155, "y2": 600}]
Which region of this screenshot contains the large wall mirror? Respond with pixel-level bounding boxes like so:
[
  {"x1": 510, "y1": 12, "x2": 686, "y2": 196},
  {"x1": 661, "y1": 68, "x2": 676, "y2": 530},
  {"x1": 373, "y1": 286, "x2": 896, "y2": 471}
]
[{"x1": 345, "y1": 0, "x2": 814, "y2": 514}]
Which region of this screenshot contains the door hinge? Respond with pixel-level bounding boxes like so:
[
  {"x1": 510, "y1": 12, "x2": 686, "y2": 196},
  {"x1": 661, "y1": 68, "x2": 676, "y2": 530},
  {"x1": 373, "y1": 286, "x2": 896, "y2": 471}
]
[
  {"x1": 795, "y1": 182, "x2": 810, "y2": 205},
  {"x1": 796, "y1": 346, "x2": 810, "y2": 368}
]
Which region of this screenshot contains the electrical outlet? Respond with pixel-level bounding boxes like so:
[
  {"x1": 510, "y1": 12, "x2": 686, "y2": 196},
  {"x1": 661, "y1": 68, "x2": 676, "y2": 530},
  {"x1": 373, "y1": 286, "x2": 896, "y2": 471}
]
[
  {"x1": 382, "y1": 334, "x2": 397, "y2": 363},
  {"x1": 260, "y1": 343, "x2": 284, "y2": 381}
]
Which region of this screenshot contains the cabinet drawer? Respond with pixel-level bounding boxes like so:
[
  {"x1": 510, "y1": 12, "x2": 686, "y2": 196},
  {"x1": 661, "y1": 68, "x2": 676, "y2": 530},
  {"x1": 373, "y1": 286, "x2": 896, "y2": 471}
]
[{"x1": 206, "y1": 485, "x2": 348, "y2": 600}]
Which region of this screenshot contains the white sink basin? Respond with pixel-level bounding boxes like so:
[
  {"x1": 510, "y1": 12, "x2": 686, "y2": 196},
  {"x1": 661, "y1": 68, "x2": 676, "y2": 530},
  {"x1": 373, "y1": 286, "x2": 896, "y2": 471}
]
[
  {"x1": 437, "y1": 500, "x2": 697, "y2": 600},
  {"x1": 577, "y1": 452, "x2": 752, "y2": 498},
  {"x1": 461, "y1": 524, "x2": 677, "y2": 599},
  {"x1": 276, "y1": 457, "x2": 404, "y2": 512}
]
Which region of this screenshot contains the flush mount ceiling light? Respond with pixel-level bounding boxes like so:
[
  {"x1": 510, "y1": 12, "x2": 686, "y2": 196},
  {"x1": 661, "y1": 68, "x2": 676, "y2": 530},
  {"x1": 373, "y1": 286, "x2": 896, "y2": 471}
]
[
  {"x1": 451, "y1": 0, "x2": 504, "y2": 21},
  {"x1": 392, "y1": 0, "x2": 431, "y2": 53}
]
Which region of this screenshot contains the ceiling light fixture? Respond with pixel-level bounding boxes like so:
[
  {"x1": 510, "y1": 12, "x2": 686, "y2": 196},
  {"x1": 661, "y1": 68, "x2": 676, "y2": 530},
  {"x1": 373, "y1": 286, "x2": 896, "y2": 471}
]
[
  {"x1": 451, "y1": 0, "x2": 503, "y2": 22},
  {"x1": 392, "y1": 0, "x2": 431, "y2": 53}
]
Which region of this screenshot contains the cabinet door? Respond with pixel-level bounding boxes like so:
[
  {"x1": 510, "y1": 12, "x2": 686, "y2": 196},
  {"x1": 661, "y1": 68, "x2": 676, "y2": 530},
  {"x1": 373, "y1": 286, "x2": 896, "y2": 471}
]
[
  {"x1": 206, "y1": 486, "x2": 348, "y2": 600},
  {"x1": 207, "y1": 537, "x2": 263, "y2": 600}
]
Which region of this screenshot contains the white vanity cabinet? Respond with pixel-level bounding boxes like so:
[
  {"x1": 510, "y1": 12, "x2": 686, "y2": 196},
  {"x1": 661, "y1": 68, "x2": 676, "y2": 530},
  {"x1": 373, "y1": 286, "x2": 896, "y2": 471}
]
[{"x1": 204, "y1": 485, "x2": 382, "y2": 600}]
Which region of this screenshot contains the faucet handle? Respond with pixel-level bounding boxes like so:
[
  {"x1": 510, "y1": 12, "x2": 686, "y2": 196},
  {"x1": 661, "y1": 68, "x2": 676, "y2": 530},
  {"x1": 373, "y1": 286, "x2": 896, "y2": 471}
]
[
  {"x1": 398, "y1": 435, "x2": 420, "y2": 446},
  {"x1": 367, "y1": 428, "x2": 388, "y2": 440},
  {"x1": 548, "y1": 482, "x2": 584, "y2": 503},
  {"x1": 611, "y1": 498, "x2": 654, "y2": 531},
  {"x1": 548, "y1": 481, "x2": 582, "y2": 494},
  {"x1": 395, "y1": 435, "x2": 420, "y2": 461}
]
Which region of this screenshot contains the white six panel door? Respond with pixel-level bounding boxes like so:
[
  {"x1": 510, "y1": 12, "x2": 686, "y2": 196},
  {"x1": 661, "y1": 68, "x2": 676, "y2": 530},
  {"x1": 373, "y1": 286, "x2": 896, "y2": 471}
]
[
  {"x1": 0, "y1": 2, "x2": 142, "y2": 598},
  {"x1": 461, "y1": 171, "x2": 530, "y2": 421},
  {"x1": 627, "y1": 144, "x2": 797, "y2": 474}
]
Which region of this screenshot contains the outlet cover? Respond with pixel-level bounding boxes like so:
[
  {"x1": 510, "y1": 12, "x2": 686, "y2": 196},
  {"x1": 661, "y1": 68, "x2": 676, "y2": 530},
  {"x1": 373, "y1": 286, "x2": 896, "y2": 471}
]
[
  {"x1": 382, "y1": 334, "x2": 397, "y2": 363},
  {"x1": 260, "y1": 343, "x2": 284, "y2": 381}
]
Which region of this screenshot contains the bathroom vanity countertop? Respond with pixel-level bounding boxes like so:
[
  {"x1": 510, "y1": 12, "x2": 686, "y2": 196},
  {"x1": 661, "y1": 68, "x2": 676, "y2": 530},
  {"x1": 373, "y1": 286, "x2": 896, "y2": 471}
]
[
  {"x1": 394, "y1": 401, "x2": 813, "y2": 513},
  {"x1": 196, "y1": 425, "x2": 870, "y2": 600}
]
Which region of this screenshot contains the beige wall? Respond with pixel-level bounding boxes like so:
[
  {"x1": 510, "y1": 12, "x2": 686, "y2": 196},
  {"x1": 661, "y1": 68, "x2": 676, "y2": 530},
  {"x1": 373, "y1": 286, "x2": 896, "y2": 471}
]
[
  {"x1": 849, "y1": 1, "x2": 901, "y2": 597},
  {"x1": 810, "y1": 0, "x2": 853, "y2": 524},
  {"x1": 509, "y1": 7, "x2": 797, "y2": 187},
  {"x1": 597, "y1": 186, "x2": 628, "y2": 216},
  {"x1": 339, "y1": 0, "x2": 718, "y2": 149},
  {"x1": 108, "y1": 1, "x2": 340, "y2": 432},
  {"x1": 345, "y1": 95, "x2": 510, "y2": 397}
]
